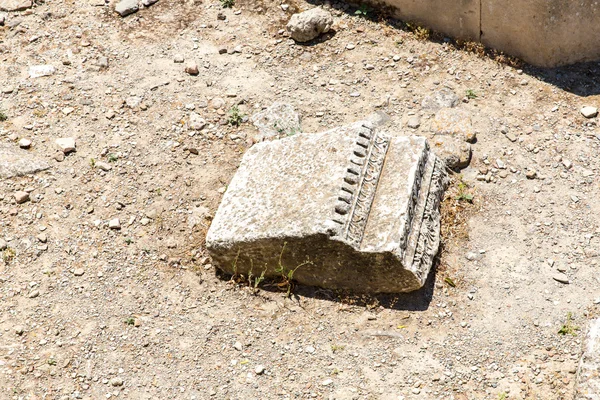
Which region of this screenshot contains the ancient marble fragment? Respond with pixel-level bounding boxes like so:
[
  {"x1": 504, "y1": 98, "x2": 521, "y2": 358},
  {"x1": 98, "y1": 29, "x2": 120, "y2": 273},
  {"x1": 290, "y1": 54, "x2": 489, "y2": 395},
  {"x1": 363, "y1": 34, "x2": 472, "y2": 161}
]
[{"x1": 206, "y1": 122, "x2": 448, "y2": 293}]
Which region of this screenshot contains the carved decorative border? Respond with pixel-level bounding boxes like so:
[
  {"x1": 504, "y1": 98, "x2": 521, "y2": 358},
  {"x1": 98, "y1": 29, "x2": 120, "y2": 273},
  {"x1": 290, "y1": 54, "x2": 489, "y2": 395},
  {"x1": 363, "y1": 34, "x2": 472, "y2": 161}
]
[{"x1": 331, "y1": 124, "x2": 390, "y2": 247}]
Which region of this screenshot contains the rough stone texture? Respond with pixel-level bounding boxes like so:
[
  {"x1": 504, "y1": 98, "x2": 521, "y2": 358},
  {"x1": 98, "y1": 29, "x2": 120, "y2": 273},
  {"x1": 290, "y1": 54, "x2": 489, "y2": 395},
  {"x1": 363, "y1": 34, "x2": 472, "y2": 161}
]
[
  {"x1": 56, "y1": 137, "x2": 76, "y2": 154},
  {"x1": 369, "y1": 0, "x2": 600, "y2": 67},
  {"x1": 430, "y1": 136, "x2": 471, "y2": 171},
  {"x1": 286, "y1": 8, "x2": 333, "y2": 43},
  {"x1": 0, "y1": 0, "x2": 32, "y2": 12},
  {"x1": 430, "y1": 108, "x2": 475, "y2": 141},
  {"x1": 251, "y1": 102, "x2": 301, "y2": 139},
  {"x1": 115, "y1": 0, "x2": 139, "y2": 17},
  {"x1": 421, "y1": 88, "x2": 459, "y2": 111},
  {"x1": 576, "y1": 318, "x2": 600, "y2": 399},
  {"x1": 0, "y1": 144, "x2": 50, "y2": 179},
  {"x1": 206, "y1": 122, "x2": 448, "y2": 293},
  {"x1": 28, "y1": 65, "x2": 56, "y2": 78}
]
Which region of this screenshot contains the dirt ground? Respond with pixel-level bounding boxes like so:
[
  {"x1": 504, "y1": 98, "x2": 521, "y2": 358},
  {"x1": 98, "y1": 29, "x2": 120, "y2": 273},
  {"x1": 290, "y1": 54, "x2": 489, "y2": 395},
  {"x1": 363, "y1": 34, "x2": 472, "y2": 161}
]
[{"x1": 1, "y1": 0, "x2": 600, "y2": 399}]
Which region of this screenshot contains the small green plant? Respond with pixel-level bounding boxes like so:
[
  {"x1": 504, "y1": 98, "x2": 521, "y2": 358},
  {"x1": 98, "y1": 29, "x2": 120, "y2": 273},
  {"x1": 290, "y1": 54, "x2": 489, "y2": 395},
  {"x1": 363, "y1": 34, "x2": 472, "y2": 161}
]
[
  {"x1": 220, "y1": 0, "x2": 234, "y2": 8},
  {"x1": 125, "y1": 317, "x2": 135, "y2": 326},
  {"x1": 498, "y1": 393, "x2": 507, "y2": 400},
  {"x1": 466, "y1": 89, "x2": 478, "y2": 99},
  {"x1": 155, "y1": 188, "x2": 162, "y2": 196},
  {"x1": 47, "y1": 358, "x2": 57, "y2": 366},
  {"x1": 107, "y1": 153, "x2": 118, "y2": 163},
  {"x1": 0, "y1": 109, "x2": 7, "y2": 122},
  {"x1": 406, "y1": 22, "x2": 431, "y2": 41},
  {"x1": 274, "y1": 243, "x2": 312, "y2": 298},
  {"x1": 455, "y1": 181, "x2": 473, "y2": 203},
  {"x1": 2, "y1": 247, "x2": 16, "y2": 264},
  {"x1": 558, "y1": 312, "x2": 580, "y2": 336},
  {"x1": 331, "y1": 344, "x2": 345, "y2": 353},
  {"x1": 227, "y1": 106, "x2": 244, "y2": 127},
  {"x1": 354, "y1": 4, "x2": 370, "y2": 18},
  {"x1": 89, "y1": 158, "x2": 96, "y2": 168},
  {"x1": 253, "y1": 268, "x2": 266, "y2": 290},
  {"x1": 124, "y1": 237, "x2": 133, "y2": 245}
]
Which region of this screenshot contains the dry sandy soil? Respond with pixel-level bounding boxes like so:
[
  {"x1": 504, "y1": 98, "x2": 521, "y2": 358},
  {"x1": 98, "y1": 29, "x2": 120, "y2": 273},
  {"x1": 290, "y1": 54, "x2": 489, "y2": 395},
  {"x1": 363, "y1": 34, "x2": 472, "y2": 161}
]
[{"x1": 1, "y1": 0, "x2": 600, "y2": 399}]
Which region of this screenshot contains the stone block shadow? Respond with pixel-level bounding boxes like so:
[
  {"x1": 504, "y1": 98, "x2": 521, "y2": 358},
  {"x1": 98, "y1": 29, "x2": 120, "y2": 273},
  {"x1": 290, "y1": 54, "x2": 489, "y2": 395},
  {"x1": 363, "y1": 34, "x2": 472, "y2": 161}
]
[{"x1": 215, "y1": 251, "x2": 439, "y2": 312}]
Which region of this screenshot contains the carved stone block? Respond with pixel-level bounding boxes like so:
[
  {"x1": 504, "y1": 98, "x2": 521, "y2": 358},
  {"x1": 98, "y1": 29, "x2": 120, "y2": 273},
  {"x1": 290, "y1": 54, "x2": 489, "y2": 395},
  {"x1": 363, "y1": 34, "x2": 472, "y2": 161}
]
[{"x1": 206, "y1": 122, "x2": 448, "y2": 293}]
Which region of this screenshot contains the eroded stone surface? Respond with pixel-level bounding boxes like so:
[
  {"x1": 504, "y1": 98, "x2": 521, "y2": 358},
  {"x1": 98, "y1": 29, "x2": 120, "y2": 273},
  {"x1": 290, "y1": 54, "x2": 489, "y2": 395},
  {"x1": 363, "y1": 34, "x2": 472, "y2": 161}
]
[
  {"x1": 0, "y1": 144, "x2": 50, "y2": 179},
  {"x1": 206, "y1": 122, "x2": 448, "y2": 293},
  {"x1": 576, "y1": 319, "x2": 600, "y2": 399},
  {"x1": 0, "y1": 0, "x2": 32, "y2": 12},
  {"x1": 287, "y1": 8, "x2": 333, "y2": 43}
]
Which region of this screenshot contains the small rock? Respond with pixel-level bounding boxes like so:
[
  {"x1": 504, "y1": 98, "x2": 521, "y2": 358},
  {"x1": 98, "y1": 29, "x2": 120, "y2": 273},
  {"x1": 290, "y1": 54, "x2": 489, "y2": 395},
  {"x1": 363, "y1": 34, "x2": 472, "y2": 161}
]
[
  {"x1": 465, "y1": 131, "x2": 477, "y2": 143},
  {"x1": 115, "y1": 0, "x2": 138, "y2": 17},
  {"x1": 210, "y1": 97, "x2": 225, "y2": 110},
  {"x1": 581, "y1": 106, "x2": 598, "y2": 119},
  {"x1": 233, "y1": 341, "x2": 243, "y2": 351},
  {"x1": 286, "y1": 8, "x2": 333, "y2": 43},
  {"x1": 95, "y1": 161, "x2": 112, "y2": 171},
  {"x1": 525, "y1": 169, "x2": 537, "y2": 179},
  {"x1": 505, "y1": 132, "x2": 518, "y2": 142},
  {"x1": 110, "y1": 377, "x2": 124, "y2": 387},
  {"x1": 108, "y1": 218, "x2": 121, "y2": 230},
  {"x1": 18, "y1": 138, "x2": 31, "y2": 149},
  {"x1": 431, "y1": 108, "x2": 474, "y2": 139},
  {"x1": 432, "y1": 136, "x2": 471, "y2": 170},
  {"x1": 173, "y1": 54, "x2": 185, "y2": 63},
  {"x1": 126, "y1": 96, "x2": 141, "y2": 108},
  {"x1": 562, "y1": 159, "x2": 573, "y2": 170},
  {"x1": 97, "y1": 56, "x2": 109, "y2": 69},
  {"x1": 321, "y1": 379, "x2": 333, "y2": 386},
  {"x1": 553, "y1": 272, "x2": 569, "y2": 284},
  {"x1": 255, "y1": 365, "x2": 265, "y2": 375},
  {"x1": 185, "y1": 62, "x2": 199, "y2": 75},
  {"x1": 55, "y1": 137, "x2": 76, "y2": 154},
  {"x1": 14, "y1": 325, "x2": 24, "y2": 335},
  {"x1": 0, "y1": 239, "x2": 6, "y2": 251},
  {"x1": 37, "y1": 233, "x2": 47, "y2": 243},
  {"x1": 422, "y1": 88, "x2": 459, "y2": 111},
  {"x1": 53, "y1": 152, "x2": 65, "y2": 162},
  {"x1": 73, "y1": 268, "x2": 85, "y2": 276},
  {"x1": 406, "y1": 116, "x2": 421, "y2": 129},
  {"x1": 14, "y1": 191, "x2": 29, "y2": 204},
  {"x1": 189, "y1": 112, "x2": 206, "y2": 130},
  {"x1": 28, "y1": 290, "x2": 39, "y2": 298},
  {"x1": 141, "y1": 0, "x2": 159, "y2": 6},
  {"x1": 28, "y1": 65, "x2": 56, "y2": 79},
  {"x1": 0, "y1": 0, "x2": 32, "y2": 11}
]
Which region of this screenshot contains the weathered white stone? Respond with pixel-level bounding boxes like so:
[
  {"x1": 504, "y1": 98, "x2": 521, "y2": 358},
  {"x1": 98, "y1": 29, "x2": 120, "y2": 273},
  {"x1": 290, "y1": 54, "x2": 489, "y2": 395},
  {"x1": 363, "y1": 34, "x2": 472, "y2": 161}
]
[
  {"x1": 55, "y1": 137, "x2": 76, "y2": 154},
  {"x1": 422, "y1": 88, "x2": 460, "y2": 111},
  {"x1": 14, "y1": 190, "x2": 29, "y2": 204},
  {"x1": 206, "y1": 122, "x2": 448, "y2": 293},
  {"x1": 0, "y1": 144, "x2": 50, "y2": 179},
  {"x1": 430, "y1": 136, "x2": 471, "y2": 170},
  {"x1": 0, "y1": 0, "x2": 32, "y2": 12},
  {"x1": 287, "y1": 8, "x2": 333, "y2": 43},
  {"x1": 581, "y1": 106, "x2": 598, "y2": 119},
  {"x1": 28, "y1": 65, "x2": 56, "y2": 78},
  {"x1": 576, "y1": 319, "x2": 600, "y2": 399},
  {"x1": 189, "y1": 112, "x2": 206, "y2": 131},
  {"x1": 115, "y1": 0, "x2": 138, "y2": 17}
]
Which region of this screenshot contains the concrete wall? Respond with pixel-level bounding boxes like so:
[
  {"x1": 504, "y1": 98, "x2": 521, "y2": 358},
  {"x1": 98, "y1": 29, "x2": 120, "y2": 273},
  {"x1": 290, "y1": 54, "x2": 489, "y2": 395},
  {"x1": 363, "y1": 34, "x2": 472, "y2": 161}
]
[{"x1": 376, "y1": 0, "x2": 600, "y2": 67}]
